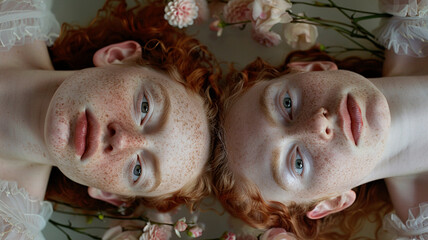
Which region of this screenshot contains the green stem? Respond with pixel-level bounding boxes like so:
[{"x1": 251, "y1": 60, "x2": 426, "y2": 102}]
[{"x1": 49, "y1": 219, "x2": 103, "y2": 240}]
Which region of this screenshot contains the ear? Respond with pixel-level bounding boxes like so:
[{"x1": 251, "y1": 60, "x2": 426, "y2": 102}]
[
  {"x1": 306, "y1": 190, "x2": 356, "y2": 220},
  {"x1": 87, "y1": 187, "x2": 129, "y2": 207},
  {"x1": 287, "y1": 61, "x2": 338, "y2": 73},
  {"x1": 93, "y1": 40, "x2": 142, "y2": 67}
]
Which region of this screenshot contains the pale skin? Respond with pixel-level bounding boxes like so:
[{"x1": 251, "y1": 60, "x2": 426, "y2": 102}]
[
  {"x1": 0, "y1": 39, "x2": 211, "y2": 204},
  {"x1": 224, "y1": 52, "x2": 428, "y2": 221}
]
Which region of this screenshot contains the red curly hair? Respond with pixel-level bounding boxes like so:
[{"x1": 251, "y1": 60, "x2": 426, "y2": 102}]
[
  {"x1": 212, "y1": 48, "x2": 393, "y2": 239},
  {"x1": 46, "y1": 0, "x2": 221, "y2": 213}
]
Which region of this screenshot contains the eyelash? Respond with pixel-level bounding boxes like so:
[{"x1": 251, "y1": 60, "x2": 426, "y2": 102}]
[
  {"x1": 294, "y1": 149, "x2": 304, "y2": 176},
  {"x1": 132, "y1": 155, "x2": 143, "y2": 182},
  {"x1": 281, "y1": 92, "x2": 293, "y2": 120},
  {"x1": 140, "y1": 95, "x2": 150, "y2": 125}
]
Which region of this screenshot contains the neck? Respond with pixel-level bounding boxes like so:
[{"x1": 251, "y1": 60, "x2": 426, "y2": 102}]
[
  {"x1": 362, "y1": 75, "x2": 428, "y2": 183},
  {"x1": 0, "y1": 69, "x2": 74, "y2": 164}
]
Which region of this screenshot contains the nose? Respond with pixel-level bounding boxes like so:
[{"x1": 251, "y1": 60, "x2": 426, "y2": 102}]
[
  {"x1": 104, "y1": 123, "x2": 145, "y2": 154},
  {"x1": 309, "y1": 108, "x2": 333, "y2": 141}
]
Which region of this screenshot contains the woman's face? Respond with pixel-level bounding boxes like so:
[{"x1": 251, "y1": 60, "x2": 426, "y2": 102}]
[
  {"x1": 45, "y1": 65, "x2": 210, "y2": 197},
  {"x1": 224, "y1": 70, "x2": 390, "y2": 203}
]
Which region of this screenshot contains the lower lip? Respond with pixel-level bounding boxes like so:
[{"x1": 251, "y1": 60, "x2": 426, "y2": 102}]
[
  {"x1": 75, "y1": 112, "x2": 87, "y2": 158},
  {"x1": 74, "y1": 111, "x2": 99, "y2": 160},
  {"x1": 347, "y1": 96, "x2": 363, "y2": 145}
]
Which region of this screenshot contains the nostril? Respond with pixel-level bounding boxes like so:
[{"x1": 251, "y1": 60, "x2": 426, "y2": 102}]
[
  {"x1": 323, "y1": 109, "x2": 328, "y2": 117},
  {"x1": 326, "y1": 128, "x2": 331, "y2": 135},
  {"x1": 107, "y1": 124, "x2": 116, "y2": 136},
  {"x1": 105, "y1": 145, "x2": 113, "y2": 153}
]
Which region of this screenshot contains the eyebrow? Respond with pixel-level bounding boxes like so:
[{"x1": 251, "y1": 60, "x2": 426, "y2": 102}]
[
  {"x1": 271, "y1": 147, "x2": 288, "y2": 191},
  {"x1": 153, "y1": 82, "x2": 171, "y2": 132},
  {"x1": 259, "y1": 84, "x2": 277, "y2": 127}
]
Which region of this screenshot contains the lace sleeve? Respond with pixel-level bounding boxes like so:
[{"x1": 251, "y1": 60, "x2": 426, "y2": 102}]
[
  {"x1": 383, "y1": 202, "x2": 428, "y2": 240},
  {"x1": 374, "y1": 0, "x2": 428, "y2": 57},
  {"x1": 0, "y1": 0, "x2": 60, "y2": 52},
  {"x1": 0, "y1": 180, "x2": 53, "y2": 240}
]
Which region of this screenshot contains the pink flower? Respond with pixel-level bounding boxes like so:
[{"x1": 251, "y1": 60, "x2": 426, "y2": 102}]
[
  {"x1": 174, "y1": 218, "x2": 188, "y2": 238},
  {"x1": 140, "y1": 223, "x2": 170, "y2": 240},
  {"x1": 102, "y1": 226, "x2": 142, "y2": 240},
  {"x1": 164, "y1": 0, "x2": 199, "y2": 28},
  {"x1": 283, "y1": 14, "x2": 318, "y2": 50},
  {"x1": 221, "y1": 231, "x2": 237, "y2": 240},
  {"x1": 223, "y1": 0, "x2": 252, "y2": 26},
  {"x1": 260, "y1": 228, "x2": 297, "y2": 240},
  {"x1": 250, "y1": 0, "x2": 292, "y2": 32},
  {"x1": 187, "y1": 226, "x2": 203, "y2": 238},
  {"x1": 209, "y1": 19, "x2": 224, "y2": 37},
  {"x1": 194, "y1": 0, "x2": 209, "y2": 23},
  {"x1": 251, "y1": 29, "x2": 282, "y2": 47}
]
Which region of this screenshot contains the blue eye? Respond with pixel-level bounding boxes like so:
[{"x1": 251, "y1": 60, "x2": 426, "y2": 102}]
[
  {"x1": 140, "y1": 96, "x2": 149, "y2": 124},
  {"x1": 132, "y1": 158, "x2": 142, "y2": 182},
  {"x1": 283, "y1": 93, "x2": 292, "y2": 118},
  {"x1": 294, "y1": 152, "x2": 304, "y2": 175}
]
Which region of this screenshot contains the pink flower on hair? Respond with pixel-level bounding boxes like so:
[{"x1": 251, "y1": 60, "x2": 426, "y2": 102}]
[
  {"x1": 251, "y1": 29, "x2": 282, "y2": 47},
  {"x1": 140, "y1": 223, "x2": 170, "y2": 240},
  {"x1": 164, "y1": 0, "x2": 199, "y2": 28},
  {"x1": 187, "y1": 226, "x2": 203, "y2": 238},
  {"x1": 283, "y1": 14, "x2": 318, "y2": 50},
  {"x1": 250, "y1": 0, "x2": 292, "y2": 32},
  {"x1": 260, "y1": 228, "x2": 297, "y2": 240},
  {"x1": 223, "y1": 0, "x2": 252, "y2": 27},
  {"x1": 221, "y1": 231, "x2": 237, "y2": 240}
]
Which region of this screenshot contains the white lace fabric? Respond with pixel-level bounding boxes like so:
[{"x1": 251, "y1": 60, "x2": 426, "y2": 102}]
[
  {"x1": 0, "y1": 0, "x2": 60, "y2": 51},
  {"x1": 383, "y1": 202, "x2": 428, "y2": 240},
  {"x1": 374, "y1": 0, "x2": 428, "y2": 57},
  {"x1": 0, "y1": 179, "x2": 53, "y2": 240}
]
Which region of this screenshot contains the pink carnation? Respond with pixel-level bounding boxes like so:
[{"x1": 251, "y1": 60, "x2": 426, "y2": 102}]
[
  {"x1": 221, "y1": 231, "x2": 237, "y2": 240},
  {"x1": 140, "y1": 223, "x2": 170, "y2": 240},
  {"x1": 194, "y1": 0, "x2": 209, "y2": 23},
  {"x1": 164, "y1": 0, "x2": 199, "y2": 28},
  {"x1": 250, "y1": 0, "x2": 292, "y2": 32},
  {"x1": 187, "y1": 226, "x2": 203, "y2": 238},
  {"x1": 102, "y1": 226, "x2": 142, "y2": 240},
  {"x1": 223, "y1": 0, "x2": 253, "y2": 26},
  {"x1": 260, "y1": 228, "x2": 297, "y2": 240},
  {"x1": 251, "y1": 29, "x2": 282, "y2": 47}
]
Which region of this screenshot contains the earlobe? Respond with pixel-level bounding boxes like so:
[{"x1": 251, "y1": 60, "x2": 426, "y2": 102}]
[
  {"x1": 287, "y1": 61, "x2": 338, "y2": 73},
  {"x1": 87, "y1": 187, "x2": 129, "y2": 207},
  {"x1": 92, "y1": 40, "x2": 142, "y2": 67},
  {"x1": 306, "y1": 190, "x2": 356, "y2": 219}
]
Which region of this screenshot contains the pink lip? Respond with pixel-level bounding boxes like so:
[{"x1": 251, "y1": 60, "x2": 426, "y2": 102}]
[
  {"x1": 339, "y1": 95, "x2": 359, "y2": 145},
  {"x1": 75, "y1": 110, "x2": 100, "y2": 160},
  {"x1": 347, "y1": 95, "x2": 363, "y2": 145}
]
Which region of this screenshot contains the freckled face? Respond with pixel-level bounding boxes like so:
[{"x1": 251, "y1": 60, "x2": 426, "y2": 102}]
[
  {"x1": 45, "y1": 65, "x2": 210, "y2": 197},
  {"x1": 224, "y1": 70, "x2": 390, "y2": 203}
]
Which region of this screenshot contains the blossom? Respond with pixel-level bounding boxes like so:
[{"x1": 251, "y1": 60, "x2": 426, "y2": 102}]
[
  {"x1": 174, "y1": 218, "x2": 188, "y2": 238},
  {"x1": 249, "y1": 0, "x2": 292, "y2": 32},
  {"x1": 187, "y1": 226, "x2": 203, "y2": 238},
  {"x1": 260, "y1": 228, "x2": 297, "y2": 240},
  {"x1": 209, "y1": 19, "x2": 224, "y2": 37},
  {"x1": 140, "y1": 223, "x2": 170, "y2": 240},
  {"x1": 164, "y1": 0, "x2": 199, "y2": 28},
  {"x1": 221, "y1": 231, "x2": 237, "y2": 240},
  {"x1": 102, "y1": 226, "x2": 142, "y2": 240},
  {"x1": 251, "y1": 29, "x2": 282, "y2": 47},
  {"x1": 223, "y1": 0, "x2": 253, "y2": 26},
  {"x1": 283, "y1": 15, "x2": 318, "y2": 50},
  {"x1": 194, "y1": 0, "x2": 209, "y2": 23}
]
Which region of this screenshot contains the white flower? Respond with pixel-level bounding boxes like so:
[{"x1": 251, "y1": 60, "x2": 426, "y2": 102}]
[
  {"x1": 164, "y1": 0, "x2": 199, "y2": 28},
  {"x1": 250, "y1": 0, "x2": 292, "y2": 32},
  {"x1": 283, "y1": 15, "x2": 318, "y2": 50}
]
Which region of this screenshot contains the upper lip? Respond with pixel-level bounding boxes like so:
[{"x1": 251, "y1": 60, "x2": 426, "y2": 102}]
[
  {"x1": 75, "y1": 110, "x2": 100, "y2": 160},
  {"x1": 339, "y1": 95, "x2": 362, "y2": 145}
]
